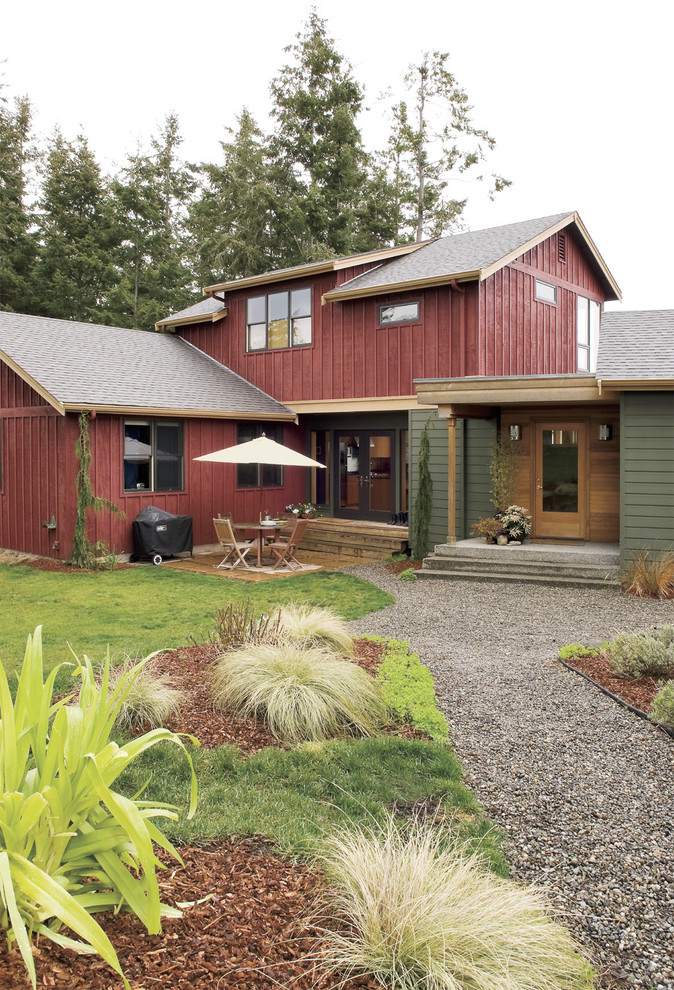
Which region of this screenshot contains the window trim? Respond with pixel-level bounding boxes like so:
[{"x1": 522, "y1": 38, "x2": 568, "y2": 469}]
[
  {"x1": 246, "y1": 288, "x2": 312, "y2": 352},
  {"x1": 123, "y1": 419, "x2": 184, "y2": 494},
  {"x1": 535, "y1": 279, "x2": 557, "y2": 305},
  {"x1": 377, "y1": 300, "x2": 421, "y2": 328},
  {"x1": 576, "y1": 295, "x2": 601, "y2": 373}
]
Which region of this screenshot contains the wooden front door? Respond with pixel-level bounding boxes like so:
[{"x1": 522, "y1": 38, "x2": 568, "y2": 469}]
[
  {"x1": 335, "y1": 431, "x2": 395, "y2": 521},
  {"x1": 534, "y1": 423, "x2": 587, "y2": 539}
]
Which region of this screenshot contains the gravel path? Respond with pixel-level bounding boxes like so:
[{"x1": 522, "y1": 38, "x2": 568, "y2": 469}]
[{"x1": 347, "y1": 565, "x2": 674, "y2": 990}]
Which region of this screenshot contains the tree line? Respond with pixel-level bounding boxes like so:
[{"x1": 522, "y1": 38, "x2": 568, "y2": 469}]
[{"x1": 0, "y1": 11, "x2": 509, "y2": 332}]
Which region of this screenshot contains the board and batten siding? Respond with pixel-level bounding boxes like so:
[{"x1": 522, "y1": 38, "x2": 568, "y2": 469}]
[{"x1": 620, "y1": 392, "x2": 674, "y2": 562}]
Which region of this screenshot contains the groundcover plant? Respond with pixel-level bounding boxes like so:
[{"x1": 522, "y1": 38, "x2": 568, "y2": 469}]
[{"x1": 0, "y1": 627, "x2": 198, "y2": 990}]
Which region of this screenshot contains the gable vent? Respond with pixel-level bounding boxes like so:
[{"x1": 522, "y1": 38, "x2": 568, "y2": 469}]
[{"x1": 558, "y1": 232, "x2": 566, "y2": 264}]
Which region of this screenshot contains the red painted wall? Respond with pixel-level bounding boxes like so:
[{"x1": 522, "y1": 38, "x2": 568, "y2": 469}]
[{"x1": 178, "y1": 228, "x2": 608, "y2": 399}]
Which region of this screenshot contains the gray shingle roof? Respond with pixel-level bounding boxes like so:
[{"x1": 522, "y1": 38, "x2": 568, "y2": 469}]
[
  {"x1": 327, "y1": 213, "x2": 573, "y2": 296},
  {"x1": 0, "y1": 312, "x2": 294, "y2": 418},
  {"x1": 598, "y1": 310, "x2": 674, "y2": 380},
  {"x1": 156, "y1": 296, "x2": 225, "y2": 325}
]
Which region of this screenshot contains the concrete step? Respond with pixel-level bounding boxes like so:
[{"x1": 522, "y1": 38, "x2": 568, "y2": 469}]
[
  {"x1": 417, "y1": 567, "x2": 619, "y2": 587},
  {"x1": 423, "y1": 555, "x2": 619, "y2": 580},
  {"x1": 431, "y1": 542, "x2": 619, "y2": 569}
]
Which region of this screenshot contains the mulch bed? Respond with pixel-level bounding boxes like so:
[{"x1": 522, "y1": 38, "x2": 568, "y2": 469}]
[
  {"x1": 562, "y1": 652, "x2": 663, "y2": 714},
  {"x1": 20, "y1": 556, "x2": 133, "y2": 573},
  {"x1": 384, "y1": 557, "x2": 422, "y2": 575},
  {"x1": 0, "y1": 638, "x2": 407, "y2": 989}
]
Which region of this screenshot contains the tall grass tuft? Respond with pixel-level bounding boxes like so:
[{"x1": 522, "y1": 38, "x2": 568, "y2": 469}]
[
  {"x1": 211, "y1": 641, "x2": 386, "y2": 742},
  {"x1": 106, "y1": 659, "x2": 183, "y2": 730},
  {"x1": 621, "y1": 549, "x2": 674, "y2": 599},
  {"x1": 317, "y1": 817, "x2": 594, "y2": 990},
  {"x1": 275, "y1": 603, "x2": 354, "y2": 656}
]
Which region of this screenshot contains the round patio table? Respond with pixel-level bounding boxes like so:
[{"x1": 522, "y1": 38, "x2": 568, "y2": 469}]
[{"x1": 235, "y1": 522, "x2": 282, "y2": 567}]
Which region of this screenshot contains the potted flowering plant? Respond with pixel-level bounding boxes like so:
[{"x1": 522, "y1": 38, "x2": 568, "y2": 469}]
[
  {"x1": 285, "y1": 501, "x2": 316, "y2": 519},
  {"x1": 495, "y1": 505, "x2": 531, "y2": 542}
]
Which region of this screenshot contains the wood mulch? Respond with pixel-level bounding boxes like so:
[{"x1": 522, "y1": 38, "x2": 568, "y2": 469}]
[
  {"x1": 562, "y1": 652, "x2": 663, "y2": 714},
  {"x1": 0, "y1": 638, "x2": 400, "y2": 989},
  {"x1": 384, "y1": 557, "x2": 422, "y2": 575}
]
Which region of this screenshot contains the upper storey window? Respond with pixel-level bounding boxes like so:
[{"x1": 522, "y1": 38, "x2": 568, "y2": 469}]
[
  {"x1": 247, "y1": 288, "x2": 311, "y2": 351},
  {"x1": 379, "y1": 302, "x2": 420, "y2": 325},
  {"x1": 577, "y1": 296, "x2": 600, "y2": 372},
  {"x1": 535, "y1": 279, "x2": 557, "y2": 304}
]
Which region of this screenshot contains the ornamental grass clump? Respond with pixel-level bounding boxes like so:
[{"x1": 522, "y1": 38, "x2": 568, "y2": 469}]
[
  {"x1": 211, "y1": 641, "x2": 386, "y2": 742},
  {"x1": 275, "y1": 603, "x2": 354, "y2": 657},
  {"x1": 106, "y1": 659, "x2": 183, "y2": 730},
  {"x1": 621, "y1": 549, "x2": 674, "y2": 599},
  {"x1": 0, "y1": 627, "x2": 198, "y2": 990},
  {"x1": 318, "y1": 817, "x2": 593, "y2": 990}
]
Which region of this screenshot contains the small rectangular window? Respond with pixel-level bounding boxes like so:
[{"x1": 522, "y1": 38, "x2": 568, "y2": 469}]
[
  {"x1": 379, "y1": 302, "x2": 420, "y2": 325},
  {"x1": 124, "y1": 420, "x2": 184, "y2": 493},
  {"x1": 236, "y1": 423, "x2": 283, "y2": 488},
  {"x1": 535, "y1": 279, "x2": 557, "y2": 304},
  {"x1": 577, "y1": 296, "x2": 600, "y2": 372}
]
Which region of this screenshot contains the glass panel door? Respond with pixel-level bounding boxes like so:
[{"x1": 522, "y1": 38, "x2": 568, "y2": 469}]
[
  {"x1": 338, "y1": 435, "x2": 360, "y2": 512},
  {"x1": 335, "y1": 431, "x2": 396, "y2": 521},
  {"x1": 535, "y1": 423, "x2": 586, "y2": 539}
]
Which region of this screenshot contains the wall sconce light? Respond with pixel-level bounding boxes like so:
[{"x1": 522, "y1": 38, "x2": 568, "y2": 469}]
[
  {"x1": 598, "y1": 424, "x2": 612, "y2": 441},
  {"x1": 509, "y1": 425, "x2": 521, "y2": 441}
]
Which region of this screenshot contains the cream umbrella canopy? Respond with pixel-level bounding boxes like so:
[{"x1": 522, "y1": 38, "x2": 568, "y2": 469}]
[{"x1": 194, "y1": 433, "x2": 326, "y2": 469}]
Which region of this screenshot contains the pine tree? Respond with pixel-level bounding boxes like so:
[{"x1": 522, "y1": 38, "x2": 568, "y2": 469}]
[
  {"x1": 34, "y1": 131, "x2": 115, "y2": 322},
  {"x1": 383, "y1": 52, "x2": 510, "y2": 242},
  {"x1": 0, "y1": 90, "x2": 37, "y2": 312},
  {"x1": 268, "y1": 9, "x2": 370, "y2": 262}
]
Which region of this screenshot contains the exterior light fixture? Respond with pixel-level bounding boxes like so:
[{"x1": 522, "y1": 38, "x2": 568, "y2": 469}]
[
  {"x1": 598, "y1": 424, "x2": 612, "y2": 441},
  {"x1": 509, "y1": 425, "x2": 521, "y2": 441}
]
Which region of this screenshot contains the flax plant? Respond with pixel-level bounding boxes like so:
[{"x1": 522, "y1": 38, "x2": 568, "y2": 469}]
[
  {"x1": 318, "y1": 817, "x2": 594, "y2": 990},
  {"x1": 0, "y1": 627, "x2": 198, "y2": 990}
]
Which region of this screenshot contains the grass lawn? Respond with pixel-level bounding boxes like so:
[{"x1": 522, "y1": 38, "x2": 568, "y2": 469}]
[{"x1": 0, "y1": 563, "x2": 393, "y2": 675}]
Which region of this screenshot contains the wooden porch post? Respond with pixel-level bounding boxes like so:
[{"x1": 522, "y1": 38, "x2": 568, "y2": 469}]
[{"x1": 447, "y1": 417, "x2": 456, "y2": 545}]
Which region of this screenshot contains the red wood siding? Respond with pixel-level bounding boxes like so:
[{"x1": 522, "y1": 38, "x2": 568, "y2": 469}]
[
  {"x1": 1, "y1": 368, "x2": 308, "y2": 558},
  {"x1": 1, "y1": 364, "x2": 50, "y2": 408},
  {"x1": 179, "y1": 275, "x2": 479, "y2": 402},
  {"x1": 475, "y1": 229, "x2": 608, "y2": 377}
]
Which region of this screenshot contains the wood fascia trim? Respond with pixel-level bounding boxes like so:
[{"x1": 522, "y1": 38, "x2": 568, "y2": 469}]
[
  {"x1": 332, "y1": 241, "x2": 427, "y2": 271},
  {"x1": 0, "y1": 350, "x2": 65, "y2": 414},
  {"x1": 572, "y1": 213, "x2": 622, "y2": 300},
  {"x1": 597, "y1": 378, "x2": 674, "y2": 390},
  {"x1": 61, "y1": 404, "x2": 297, "y2": 421},
  {"x1": 323, "y1": 272, "x2": 479, "y2": 303},
  {"x1": 415, "y1": 376, "x2": 620, "y2": 406},
  {"x1": 154, "y1": 310, "x2": 227, "y2": 331},
  {"x1": 286, "y1": 395, "x2": 421, "y2": 414},
  {"x1": 479, "y1": 215, "x2": 577, "y2": 283},
  {"x1": 203, "y1": 263, "x2": 336, "y2": 295}
]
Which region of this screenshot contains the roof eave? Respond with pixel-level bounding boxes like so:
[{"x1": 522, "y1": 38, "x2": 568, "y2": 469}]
[
  {"x1": 596, "y1": 378, "x2": 674, "y2": 391},
  {"x1": 155, "y1": 309, "x2": 227, "y2": 331},
  {"x1": 0, "y1": 348, "x2": 65, "y2": 414},
  {"x1": 415, "y1": 374, "x2": 620, "y2": 407},
  {"x1": 61, "y1": 403, "x2": 297, "y2": 421},
  {"x1": 323, "y1": 271, "x2": 481, "y2": 303}
]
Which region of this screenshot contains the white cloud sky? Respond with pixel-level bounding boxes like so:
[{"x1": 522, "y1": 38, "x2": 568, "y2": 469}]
[{"x1": 3, "y1": 0, "x2": 673, "y2": 310}]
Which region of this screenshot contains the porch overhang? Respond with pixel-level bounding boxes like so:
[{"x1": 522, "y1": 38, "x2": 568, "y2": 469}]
[{"x1": 415, "y1": 374, "x2": 620, "y2": 416}]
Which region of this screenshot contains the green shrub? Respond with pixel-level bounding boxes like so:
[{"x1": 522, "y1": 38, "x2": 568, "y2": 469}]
[
  {"x1": 210, "y1": 641, "x2": 386, "y2": 742},
  {"x1": 275, "y1": 603, "x2": 354, "y2": 656},
  {"x1": 373, "y1": 637, "x2": 448, "y2": 740},
  {"x1": 318, "y1": 816, "x2": 593, "y2": 990},
  {"x1": 651, "y1": 679, "x2": 674, "y2": 729},
  {"x1": 558, "y1": 644, "x2": 590, "y2": 661},
  {"x1": 607, "y1": 627, "x2": 674, "y2": 679},
  {"x1": 107, "y1": 659, "x2": 183, "y2": 730},
  {"x1": 398, "y1": 567, "x2": 418, "y2": 582},
  {"x1": 0, "y1": 627, "x2": 198, "y2": 990}
]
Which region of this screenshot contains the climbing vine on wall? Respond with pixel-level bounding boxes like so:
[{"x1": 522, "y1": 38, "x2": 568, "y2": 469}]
[{"x1": 69, "y1": 412, "x2": 125, "y2": 568}]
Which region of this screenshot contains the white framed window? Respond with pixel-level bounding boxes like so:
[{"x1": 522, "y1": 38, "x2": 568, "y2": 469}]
[
  {"x1": 246, "y1": 288, "x2": 311, "y2": 351},
  {"x1": 379, "y1": 301, "x2": 420, "y2": 326},
  {"x1": 577, "y1": 296, "x2": 600, "y2": 372},
  {"x1": 124, "y1": 420, "x2": 184, "y2": 493},
  {"x1": 535, "y1": 279, "x2": 557, "y2": 304}
]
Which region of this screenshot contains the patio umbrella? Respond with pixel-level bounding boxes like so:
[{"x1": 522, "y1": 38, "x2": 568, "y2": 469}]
[{"x1": 194, "y1": 433, "x2": 326, "y2": 469}]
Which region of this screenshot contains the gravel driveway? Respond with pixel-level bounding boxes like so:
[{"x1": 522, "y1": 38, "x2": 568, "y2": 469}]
[{"x1": 347, "y1": 565, "x2": 674, "y2": 990}]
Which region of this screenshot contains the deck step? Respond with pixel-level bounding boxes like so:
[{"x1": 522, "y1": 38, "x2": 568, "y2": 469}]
[{"x1": 300, "y1": 519, "x2": 409, "y2": 561}]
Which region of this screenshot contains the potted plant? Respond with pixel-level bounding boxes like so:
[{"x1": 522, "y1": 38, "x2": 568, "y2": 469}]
[
  {"x1": 285, "y1": 501, "x2": 317, "y2": 519},
  {"x1": 471, "y1": 517, "x2": 501, "y2": 543}
]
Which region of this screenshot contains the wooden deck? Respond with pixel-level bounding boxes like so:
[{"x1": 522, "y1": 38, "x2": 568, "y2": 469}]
[{"x1": 300, "y1": 517, "x2": 409, "y2": 561}]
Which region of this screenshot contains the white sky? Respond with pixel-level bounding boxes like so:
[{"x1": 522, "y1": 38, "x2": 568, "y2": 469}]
[{"x1": 3, "y1": 0, "x2": 673, "y2": 311}]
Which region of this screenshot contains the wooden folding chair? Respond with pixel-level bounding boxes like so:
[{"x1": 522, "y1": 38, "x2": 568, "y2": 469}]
[
  {"x1": 268, "y1": 518, "x2": 309, "y2": 570},
  {"x1": 212, "y1": 517, "x2": 254, "y2": 569}
]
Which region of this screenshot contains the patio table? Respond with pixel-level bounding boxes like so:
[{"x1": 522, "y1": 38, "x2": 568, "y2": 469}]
[{"x1": 236, "y1": 521, "x2": 282, "y2": 567}]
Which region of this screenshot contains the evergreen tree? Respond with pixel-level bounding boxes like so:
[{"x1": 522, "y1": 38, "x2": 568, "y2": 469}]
[
  {"x1": 268, "y1": 9, "x2": 371, "y2": 262},
  {"x1": 187, "y1": 108, "x2": 276, "y2": 285},
  {"x1": 412, "y1": 418, "x2": 434, "y2": 560},
  {"x1": 34, "y1": 131, "x2": 115, "y2": 322},
  {"x1": 383, "y1": 52, "x2": 510, "y2": 242},
  {"x1": 107, "y1": 115, "x2": 194, "y2": 329},
  {"x1": 0, "y1": 89, "x2": 37, "y2": 312}
]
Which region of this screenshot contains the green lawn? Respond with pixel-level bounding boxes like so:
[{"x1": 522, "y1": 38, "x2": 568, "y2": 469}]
[{"x1": 0, "y1": 563, "x2": 394, "y2": 674}]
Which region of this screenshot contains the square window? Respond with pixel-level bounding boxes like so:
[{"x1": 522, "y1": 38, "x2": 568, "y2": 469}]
[
  {"x1": 246, "y1": 289, "x2": 311, "y2": 351},
  {"x1": 124, "y1": 421, "x2": 183, "y2": 493}
]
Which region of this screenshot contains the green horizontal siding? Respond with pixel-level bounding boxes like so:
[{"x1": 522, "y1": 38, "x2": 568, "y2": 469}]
[
  {"x1": 409, "y1": 409, "x2": 461, "y2": 553},
  {"x1": 463, "y1": 418, "x2": 496, "y2": 536},
  {"x1": 620, "y1": 392, "x2": 674, "y2": 564}
]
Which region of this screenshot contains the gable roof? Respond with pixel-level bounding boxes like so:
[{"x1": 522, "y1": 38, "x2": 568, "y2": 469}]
[
  {"x1": 0, "y1": 312, "x2": 295, "y2": 420},
  {"x1": 323, "y1": 212, "x2": 621, "y2": 303},
  {"x1": 597, "y1": 310, "x2": 674, "y2": 385}
]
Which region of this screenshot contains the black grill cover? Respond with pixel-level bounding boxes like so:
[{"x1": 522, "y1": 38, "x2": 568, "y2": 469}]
[{"x1": 131, "y1": 506, "x2": 193, "y2": 561}]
